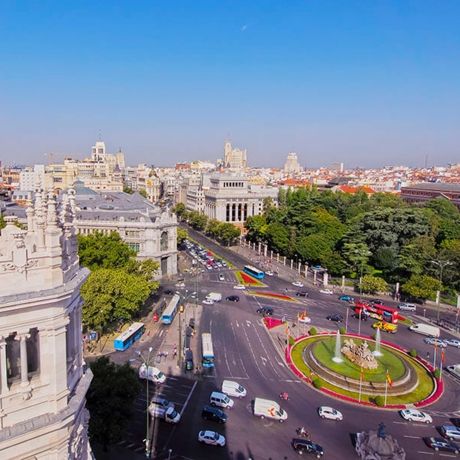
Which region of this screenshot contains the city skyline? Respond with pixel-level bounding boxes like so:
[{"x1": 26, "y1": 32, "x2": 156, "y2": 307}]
[{"x1": 1, "y1": 1, "x2": 459, "y2": 167}]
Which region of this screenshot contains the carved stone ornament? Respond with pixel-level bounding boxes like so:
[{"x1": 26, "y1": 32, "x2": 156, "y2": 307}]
[{"x1": 0, "y1": 259, "x2": 38, "y2": 273}]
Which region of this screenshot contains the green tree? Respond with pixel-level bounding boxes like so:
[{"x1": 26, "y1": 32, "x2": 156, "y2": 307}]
[
  {"x1": 341, "y1": 242, "x2": 371, "y2": 278},
  {"x1": 0, "y1": 214, "x2": 5, "y2": 230},
  {"x1": 188, "y1": 211, "x2": 208, "y2": 230},
  {"x1": 296, "y1": 234, "x2": 332, "y2": 264},
  {"x1": 129, "y1": 259, "x2": 160, "y2": 286},
  {"x1": 177, "y1": 227, "x2": 188, "y2": 245},
  {"x1": 81, "y1": 268, "x2": 151, "y2": 332},
  {"x1": 244, "y1": 215, "x2": 267, "y2": 242},
  {"x1": 123, "y1": 185, "x2": 134, "y2": 194},
  {"x1": 401, "y1": 274, "x2": 442, "y2": 301},
  {"x1": 216, "y1": 222, "x2": 240, "y2": 246},
  {"x1": 86, "y1": 357, "x2": 141, "y2": 452},
  {"x1": 361, "y1": 275, "x2": 389, "y2": 294},
  {"x1": 173, "y1": 203, "x2": 186, "y2": 220},
  {"x1": 397, "y1": 236, "x2": 437, "y2": 280},
  {"x1": 205, "y1": 218, "x2": 221, "y2": 239},
  {"x1": 265, "y1": 222, "x2": 290, "y2": 254},
  {"x1": 78, "y1": 232, "x2": 136, "y2": 271},
  {"x1": 138, "y1": 188, "x2": 148, "y2": 199},
  {"x1": 439, "y1": 239, "x2": 460, "y2": 290}
]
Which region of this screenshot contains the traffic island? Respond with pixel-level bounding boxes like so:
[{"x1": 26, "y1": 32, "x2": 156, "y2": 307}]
[{"x1": 287, "y1": 332, "x2": 441, "y2": 409}]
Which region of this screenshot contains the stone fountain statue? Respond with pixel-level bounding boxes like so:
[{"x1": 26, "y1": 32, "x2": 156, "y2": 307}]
[
  {"x1": 341, "y1": 338, "x2": 378, "y2": 370},
  {"x1": 355, "y1": 422, "x2": 406, "y2": 460}
]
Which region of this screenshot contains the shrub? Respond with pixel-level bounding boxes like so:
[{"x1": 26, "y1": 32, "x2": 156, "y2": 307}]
[
  {"x1": 309, "y1": 327, "x2": 318, "y2": 336},
  {"x1": 433, "y1": 368, "x2": 441, "y2": 379},
  {"x1": 312, "y1": 377, "x2": 323, "y2": 389},
  {"x1": 409, "y1": 348, "x2": 418, "y2": 358},
  {"x1": 339, "y1": 326, "x2": 346, "y2": 335},
  {"x1": 374, "y1": 395, "x2": 385, "y2": 406}
]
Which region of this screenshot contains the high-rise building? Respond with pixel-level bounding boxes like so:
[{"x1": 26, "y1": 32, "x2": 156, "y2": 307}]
[
  {"x1": 223, "y1": 141, "x2": 247, "y2": 170},
  {"x1": 0, "y1": 191, "x2": 92, "y2": 458},
  {"x1": 283, "y1": 153, "x2": 302, "y2": 174}
]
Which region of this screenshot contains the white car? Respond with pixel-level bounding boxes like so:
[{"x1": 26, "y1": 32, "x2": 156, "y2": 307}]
[
  {"x1": 320, "y1": 289, "x2": 334, "y2": 295},
  {"x1": 198, "y1": 430, "x2": 226, "y2": 447},
  {"x1": 218, "y1": 274, "x2": 225, "y2": 281},
  {"x1": 446, "y1": 339, "x2": 460, "y2": 348},
  {"x1": 298, "y1": 315, "x2": 311, "y2": 324},
  {"x1": 318, "y1": 406, "x2": 343, "y2": 421},
  {"x1": 399, "y1": 409, "x2": 432, "y2": 424},
  {"x1": 266, "y1": 270, "x2": 274, "y2": 276},
  {"x1": 202, "y1": 299, "x2": 214, "y2": 305},
  {"x1": 398, "y1": 303, "x2": 417, "y2": 312},
  {"x1": 175, "y1": 282, "x2": 185, "y2": 288},
  {"x1": 424, "y1": 337, "x2": 447, "y2": 348},
  {"x1": 233, "y1": 284, "x2": 246, "y2": 290},
  {"x1": 292, "y1": 281, "x2": 304, "y2": 288}
]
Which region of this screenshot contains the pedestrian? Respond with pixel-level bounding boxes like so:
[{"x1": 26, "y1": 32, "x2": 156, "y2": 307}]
[{"x1": 426, "y1": 351, "x2": 430, "y2": 360}]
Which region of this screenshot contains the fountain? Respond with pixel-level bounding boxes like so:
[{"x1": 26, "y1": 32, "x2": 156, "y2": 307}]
[
  {"x1": 373, "y1": 328, "x2": 383, "y2": 357},
  {"x1": 332, "y1": 329, "x2": 343, "y2": 363}
]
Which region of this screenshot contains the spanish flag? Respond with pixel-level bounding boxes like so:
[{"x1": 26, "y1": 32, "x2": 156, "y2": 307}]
[
  {"x1": 441, "y1": 349, "x2": 446, "y2": 364},
  {"x1": 386, "y1": 370, "x2": 393, "y2": 387}
]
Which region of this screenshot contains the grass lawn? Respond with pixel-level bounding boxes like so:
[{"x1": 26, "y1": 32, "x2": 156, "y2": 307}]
[
  {"x1": 291, "y1": 337, "x2": 435, "y2": 405},
  {"x1": 312, "y1": 337, "x2": 406, "y2": 383}
]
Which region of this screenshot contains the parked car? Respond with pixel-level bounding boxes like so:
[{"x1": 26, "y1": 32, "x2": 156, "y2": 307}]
[
  {"x1": 266, "y1": 270, "x2": 274, "y2": 276},
  {"x1": 423, "y1": 437, "x2": 460, "y2": 454},
  {"x1": 338, "y1": 295, "x2": 354, "y2": 303},
  {"x1": 292, "y1": 281, "x2": 304, "y2": 288},
  {"x1": 296, "y1": 290, "x2": 309, "y2": 297},
  {"x1": 440, "y1": 425, "x2": 460, "y2": 442},
  {"x1": 198, "y1": 430, "x2": 226, "y2": 447},
  {"x1": 257, "y1": 306, "x2": 274, "y2": 317},
  {"x1": 164, "y1": 289, "x2": 174, "y2": 295},
  {"x1": 218, "y1": 274, "x2": 225, "y2": 281},
  {"x1": 202, "y1": 299, "x2": 214, "y2": 305},
  {"x1": 226, "y1": 295, "x2": 240, "y2": 302},
  {"x1": 399, "y1": 409, "x2": 432, "y2": 424},
  {"x1": 320, "y1": 289, "x2": 334, "y2": 295},
  {"x1": 175, "y1": 282, "x2": 186, "y2": 288},
  {"x1": 291, "y1": 439, "x2": 324, "y2": 457},
  {"x1": 370, "y1": 299, "x2": 384, "y2": 305},
  {"x1": 398, "y1": 303, "x2": 417, "y2": 312},
  {"x1": 201, "y1": 405, "x2": 228, "y2": 424},
  {"x1": 424, "y1": 337, "x2": 447, "y2": 348},
  {"x1": 233, "y1": 284, "x2": 246, "y2": 290},
  {"x1": 445, "y1": 339, "x2": 460, "y2": 348},
  {"x1": 326, "y1": 314, "x2": 343, "y2": 322},
  {"x1": 318, "y1": 406, "x2": 343, "y2": 421}
]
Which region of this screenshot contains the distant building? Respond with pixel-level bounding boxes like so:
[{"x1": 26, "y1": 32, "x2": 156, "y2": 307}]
[
  {"x1": 224, "y1": 141, "x2": 247, "y2": 170},
  {"x1": 0, "y1": 192, "x2": 92, "y2": 459},
  {"x1": 283, "y1": 153, "x2": 302, "y2": 175},
  {"x1": 401, "y1": 183, "x2": 460, "y2": 209}
]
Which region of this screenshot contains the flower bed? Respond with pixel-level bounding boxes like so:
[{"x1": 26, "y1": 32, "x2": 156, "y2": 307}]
[
  {"x1": 247, "y1": 290, "x2": 296, "y2": 302},
  {"x1": 235, "y1": 271, "x2": 266, "y2": 287}
]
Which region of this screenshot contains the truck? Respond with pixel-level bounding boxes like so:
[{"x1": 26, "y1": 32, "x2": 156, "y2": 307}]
[
  {"x1": 148, "y1": 404, "x2": 181, "y2": 423},
  {"x1": 253, "y1": 397, "x2": 288, "y2": 422},
  {"x1": 409, "y1": 323, "x2": 440, "y2": 337},
  {"x1": 206, "y1": 292, "x2": 222, "y2": 303}
]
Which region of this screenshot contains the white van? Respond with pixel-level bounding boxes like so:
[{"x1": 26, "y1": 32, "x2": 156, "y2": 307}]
[
  {"x1": 253, "y1": 397, "x2": 288, "y2": 422},
  {"x1": 210, "y1": 391, "x2": 234, "y2": 409},
  {"x1": 206, "y1": 292, "x2": 222, "y2": 302},
  {"x1": 222, "y1": 380, "x2": 247, "y2": 399},
  {"x1": 139, "y1": 364, "x2": 166, "y2": 384},
  {"x1": 409, "y1": 323, "x2": 440, "y2": 337}
]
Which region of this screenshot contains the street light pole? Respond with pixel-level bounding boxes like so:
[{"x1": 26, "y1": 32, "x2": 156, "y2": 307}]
[
  {"x1": 137, "y1": 346, "x2": 154, "y2": 458},
  {"x1": 431, "y1": 259, "x2": 453, "y2": 323}
]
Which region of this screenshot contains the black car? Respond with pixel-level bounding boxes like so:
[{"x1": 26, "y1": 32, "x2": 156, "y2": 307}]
[
  {"x1": 353, "y1": 312, "x2": 368, "y2": 321},
  {"x1": 423, "y1": 437, "x2": 460, "y2": 454},
  {"x1": 164, "y1": 289, "x2": 173, "y2": 295},
  {"x1": 326, "y1": 314, "x2": 343, "y2": 322},
  {"x1": 189, "y1": 318, "x2": 195, "y2": 329},
  {"x1": 296, "y1": 290, "x2": 309, "y2": 298},
  {"x1": 257, "y1": 307, "x2": 274, "y2": 317},
  {"x1": 202, "y1": 405, "x2": 228, "y2": 423},
  {"x1": 370, "y1": 299, "x2": 384, "y2": 305},
  {"x1": 451, "y1": 418, "x2": 460, "y2": 428},
  {"x1": 292, "y1": 439, "x2": 324, "y2": 457},
  {"x1": 184, "y1": 349, "x2": 194, "y2": 371},
  {"x1": 226, "y1": 295, "x2": 240, "y2": 302}
]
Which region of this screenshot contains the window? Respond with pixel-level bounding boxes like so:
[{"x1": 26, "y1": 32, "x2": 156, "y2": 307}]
[
  {"x1": 6, "y1": 333, "x2": 20, "y2": 383},
  {"x1": 27, "y1": 328, "x2": 40, "y2": 375},
  {"x1": 128, "y1": 243, "x2": 140, "y2": 252},
  {"x1": 160, "y1": 231, "x2": 169, "y2": 251}
]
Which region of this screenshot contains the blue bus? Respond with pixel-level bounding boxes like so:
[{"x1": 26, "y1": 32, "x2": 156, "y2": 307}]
[
  {"x1": 161, "y1": 294, "x2": 181, "y2": 325},
  {"x1": 202, "y1": 333, "x2": 214, "y2": 368},
  {"x1": 243, "y1": 265, "x2": 265, "y2": 280},
  {"x1": 113, "y1": 322, "x2": 145, "y2": 351}
]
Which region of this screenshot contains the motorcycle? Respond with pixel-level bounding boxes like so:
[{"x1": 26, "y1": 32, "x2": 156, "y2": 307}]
[
  {"x1": 296, "y1": 427, "x2": 310, "y2": 439},
  {"x1": 279, "y1": 392, "x2": 289, "y2": 401}
]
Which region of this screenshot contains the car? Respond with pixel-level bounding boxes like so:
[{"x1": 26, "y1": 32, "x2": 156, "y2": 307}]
[
  {"x1": 226, "y1": 295, "x2": 240, "y2": 302},
  {"x1": 318, "y1": 406, "x2": 343, "y2": 421},
  {"x1": 257, "y1": 307, "x2": 274, "y2": 317},
  {"x1": 164, "y1": 289, "x2": 174, "y2": 295},
  {"x1": 372, "y1": 321, "x2": 397, "y2": 334},
  {"x1": 370, "y1": 299, "x2": 384, "y2": 305},
  {"x1": 296, "y1": 290, "x2": 309, "y2": 298},
  {"x1": 424, "y1": 337, "x2": 447, "y2": 348},
  {"x1": 218, "y1": 274, "x2": 225, "y2": 281},
  {"x1": 189, "y1": 318, "x2": 195, "y2": 329},
  {"x1": 423, "y1": 437, "x2": 460, "y2": 454},
  {"x1": 233, "y1": 284, "x2": 246, "y2": 290},
  {"x1": 266, "y1": 270, "x2": 274, "y2": 276},
  {"x1": 312, "y1": 265, "x2": 323, "y2": 271},
  {"x1": 398, "y1": 303, "x2": 417, "y2": 312},
  {"x1": 202, "y1": 299, "x2": 214, "y2": 305},
  {"x1": 175, "y1": 282, "x2": 185, "y2": 288},
  {"x1": 201, "y1": 405, "x2": 228, "y2": 424},
  {"x1": 339, "y1": 295, "x2": 354, "y2": 303},
  {"x1": 450, "y1": 418, "x2": 460, "y2": 428},
  {"x1": 440, "y1": 425, "x2": 460, "y2": 441},
  {"x1": 326, "y1": 314, "x2": 343, "y2": 322},
  {"x1": 221, "y1": 261, "x2": 227, "y2": 267},
  {"x1": 298, "y1": 314, "x2": 311, "y2": 324},
  {"x1": 399, "y1": 409, "x2": 432, "y2": 424},
  {"x1": 291, "y1": 438, "x2": 324, "y2": 457},
  {"x1": 446, "y1": 339, "x2": 460, "y2": 348},
  {"x1": 206, "y1": 265, "x2": 212, "y2": 270},
  {"x1": 198, "y1": 430, "x2": 226, "y2": 447},
  {"x1": 292, "y1": 281, "x2": 304, "y2": 287},
  {"x1": 319, "y1": 289, "x2": 333, "y2": 295}
]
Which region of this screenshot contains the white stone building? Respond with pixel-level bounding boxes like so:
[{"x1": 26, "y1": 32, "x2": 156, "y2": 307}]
[
  {"x1": 224, "y1": 141, "x2": 247, "y2": 170},
  {"x1": 0, "y1": 191, "x2": 92, "y2": 459},
  {"x1": 284, "y1": 153, "x2": 302, "y2": 175}
]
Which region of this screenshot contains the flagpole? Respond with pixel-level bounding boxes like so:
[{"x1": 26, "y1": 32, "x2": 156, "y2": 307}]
[
  {"x1": 384, "y1": 373, "x2": 388, "y2": 406},
  {"x1": 433, "y1": 342, "x2": 437, "y2": 371},
  {"x1": 440, "y1": 348, "x2": 445, "y2": 379},
  {"x1": 359, "y1": 367, "x2": 363, "y2": 403}
]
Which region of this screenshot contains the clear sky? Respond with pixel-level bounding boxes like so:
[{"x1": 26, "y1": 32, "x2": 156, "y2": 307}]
[{"x1": 0, "y1": 1, "x2": 459, "y2": 168}]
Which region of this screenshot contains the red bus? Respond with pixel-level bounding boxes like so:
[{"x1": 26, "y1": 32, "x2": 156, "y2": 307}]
[{"x1": 354, "y1": 301, "x2": 400, "y2": 324}]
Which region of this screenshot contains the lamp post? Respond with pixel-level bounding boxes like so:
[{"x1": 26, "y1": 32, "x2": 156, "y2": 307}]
[
  {"x1": 430, "y1": 259, "x2": 453, "y2": 323},
  {"x1": 137, "y1": 346, "x2": 154, "y2": 458}
]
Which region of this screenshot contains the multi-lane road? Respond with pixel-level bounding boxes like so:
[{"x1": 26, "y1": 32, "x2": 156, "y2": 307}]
[{"x1": 113, "y1": 229, "x2": 460, "y2": 459}]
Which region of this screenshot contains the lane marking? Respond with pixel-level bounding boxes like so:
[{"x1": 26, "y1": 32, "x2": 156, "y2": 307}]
[
  {"x1": 230, "y1": 321, "x2": 249, "y2": 378},
  {"x1": 403, "y1": 435, "x2": 420, "y2": 439},
  {"x1": 417, "y1": 452, "x2": 434, "y2": 456},
  {"x1": 179, "y1": 380, "x2": 197, "y2": 417}
]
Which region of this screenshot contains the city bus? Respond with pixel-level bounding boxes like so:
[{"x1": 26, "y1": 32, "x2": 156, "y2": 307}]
[
  {"x1": 243, "y1": 265, "x2": 265, "y2": 280},
  {"x1": 201, "y1": 333, "x2": 215, "y2": 368},
  {"x1": 354, "y1": 301, "x2": 400, "y2": 324},
  {"x1": 113, "y1": 322, "x2": 145, "y2": 351},
  {"x1": 161, "y1": 294, "x2": 181, "y2": 325}
]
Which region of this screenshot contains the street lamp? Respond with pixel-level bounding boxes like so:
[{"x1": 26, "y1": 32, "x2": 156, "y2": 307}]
[
  {"x1": 430, "y1": 259, "x2": 453, "y2": 323},
  {"x1": 137, "y1": 346, "x2": 154, "y2": 458}
]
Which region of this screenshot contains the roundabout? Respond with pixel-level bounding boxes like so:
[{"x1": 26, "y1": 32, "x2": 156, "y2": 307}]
[{"x1": 288, "y1": 332, "x2": 441, "y2": 408}]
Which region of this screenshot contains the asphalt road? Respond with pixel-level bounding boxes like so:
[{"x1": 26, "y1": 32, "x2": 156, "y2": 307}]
[{"x1": 110, "y1": 228, "x2": 460, "y2": 460}]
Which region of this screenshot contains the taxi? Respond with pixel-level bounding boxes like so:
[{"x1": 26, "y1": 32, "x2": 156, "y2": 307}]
[{"x1": 372, "y1": 321, "x2": 397, "y2": 334}]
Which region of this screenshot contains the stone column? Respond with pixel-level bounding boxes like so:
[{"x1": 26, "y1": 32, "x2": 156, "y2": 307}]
[
  {"x1": 323, "y1": 271, "x2": 329, "y2": 286},
  {"x1": 277, "y1": 253, "x2": 279, "y2": 263},
  {"x1": 17, "y1": 333, "x2": 31, "y2": 387},
  {"x1": 298, "y1": 263, "x2": 301, "y2": 274},
  {"x1": 0, "y1": 337, "x2": 8, "y2": 394},
  {"x1": 305, "y1": 265, "x2": 308, "y2": 279},
  {"x1": 283, "y1": 256, "x2": 286, "y2": 266},
  {"x1": 264, "y1": 245, "x2": 268, "y2": 257},
  {"x1": 290, "y1": 259, "x2": 293, "y2": 269},
  {"x1": 313, "y1": 270, "x2": 317, "y2": 285},
  {"x1": 258, "y1": 242, "x2": 261, "y2": 255},
  {"x1": 270, "y1": 250, "x2": 273, "y2": 260}
]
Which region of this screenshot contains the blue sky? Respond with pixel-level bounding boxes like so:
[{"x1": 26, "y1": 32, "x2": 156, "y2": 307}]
[{"x1": 0, "y1": 1, "x2": 459, "y2": 168}]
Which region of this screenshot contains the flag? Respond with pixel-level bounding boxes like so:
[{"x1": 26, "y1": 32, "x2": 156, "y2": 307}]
[
  {"x1": 386, "y1": 370, "x2": 393, "y2": 387},
  {"x1": 441, "y1": 349, "x2": 446, "y2": 364}
]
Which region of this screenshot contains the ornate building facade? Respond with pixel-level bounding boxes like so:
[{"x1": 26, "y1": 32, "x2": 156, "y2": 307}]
[{"x1": 0, "y1": 191, "x2": 92, "y2": 459}]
